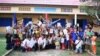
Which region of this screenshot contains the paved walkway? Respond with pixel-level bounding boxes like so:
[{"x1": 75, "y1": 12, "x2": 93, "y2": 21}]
[{"x1": 7, "y1": 49, "x2": 91, "y2": 56}]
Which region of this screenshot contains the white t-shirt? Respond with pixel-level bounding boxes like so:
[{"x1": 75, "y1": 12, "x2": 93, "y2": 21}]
[
  {"x1": 65, "y1": 34, "x2": 69, "y2": 40},
  {"x1": 21, "y1": 39, "x2": 30, "y2": 48},
  {"x1": 61, "y1": 37, "x2": 65, "y2": 43},
  {"x1": 38, "y1": 37, "x2": 43, "y2": 45},
  {"x1": 75, "y1": 40, "x2": 83, "y2": 49},
  {"x1": 48, "y1": 38, "x2": 53, "y2": 44},
  {"x1": 43, "y1": 38, "x2": 47, "y2": 48},
  {"x1": 28, "y1": 38, "x2": 37, "y2": 48},
  {"x1": 63, "y1": 29, "x2": 67, "y2": 35}
]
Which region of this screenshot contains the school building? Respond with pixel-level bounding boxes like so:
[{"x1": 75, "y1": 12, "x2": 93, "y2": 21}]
[{"x1": 0, "y1": 0, "x2": 94, "y2": 33}]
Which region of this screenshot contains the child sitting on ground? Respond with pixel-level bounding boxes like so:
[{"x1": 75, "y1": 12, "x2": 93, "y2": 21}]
[
  {"x1": 13, "y1": 34, "x2": 21, "y2": 50},
  {"x1": 38, "y1": 35, "x2": 47, "y2": 50},
  {"x1": 21, "y1": 36, "x2": 32, "y2": 52},
  {"x1": 55, "y1": 35, "x2": 61, "y2": 49},
  {"x1": 75, "y1": 36, "x2": 83, "y2": 53}
]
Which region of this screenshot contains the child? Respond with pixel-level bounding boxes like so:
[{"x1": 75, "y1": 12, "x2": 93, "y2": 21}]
[
  {"x1": 21, "y1": 37, "x2": 32, "y2": 52},
  {"x1": 48, "y1": 35, "x2": 53, "y2": 49},
  {"x1": 30, "y1": 36, "x2": 37, "y2": 51},
  {"x1": 91, "y1": 33, "x2": 97, "y2": 55},
  {"x1": 60, "y1": 36, "x2": 65, "y2": 50},
  {"x1": 75, "y1": 36, "x2": 83, "y2": 53},
  {"x1": 38, "y1": 35, "x2": 47, "y2": 50},
  {"x1": 72, "y1": 28, "x2": 78, "y2": 50},
  {"x1": 55, "y1": 35, "x2": 61, "y2": 49},
  {"x1": 13, "y1": 34, "x2": 21, "y2": 50},
  {"x1": 63, "y1": 28, "x2": 69, "y2": 49},
  {"x1": 38, "y1": 35, "x2": 43, "y2": 50},
  {"x1": 48, "y1": 34, "x2": 55, "y2": 49},
  {"x1": 5, "y1": 33, "x2": 12, "y2": 50}
]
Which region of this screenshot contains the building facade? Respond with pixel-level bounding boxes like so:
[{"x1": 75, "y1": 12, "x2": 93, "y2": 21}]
[{"x1": 0, "y1": 0, "x2": 94, "y2": 33}]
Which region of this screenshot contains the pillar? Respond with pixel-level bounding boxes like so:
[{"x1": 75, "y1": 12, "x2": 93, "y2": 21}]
[{"x1": 74, "y1": 14, "x2": 77, "y2": 26}]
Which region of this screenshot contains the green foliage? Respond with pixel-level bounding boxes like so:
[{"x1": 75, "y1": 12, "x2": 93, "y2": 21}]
[
  {"x1": 80, "y1": 6, "x2": 99, "y2": 16},
  {"x1": 80, "y1": 0, "x2": 100, "y2": 21}
]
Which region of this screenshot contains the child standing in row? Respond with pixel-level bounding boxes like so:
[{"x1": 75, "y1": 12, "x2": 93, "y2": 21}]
[
  {"x1": 91, "y1": 33, "x2": 97, "y2": 55},
  {"x1": 75, "y1": 36, "x2": 83, "y2": 53}
]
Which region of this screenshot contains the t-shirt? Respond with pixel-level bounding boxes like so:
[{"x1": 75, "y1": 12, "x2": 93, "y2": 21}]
[
  {"x1": 61, "y1": 37, "x2": 65, "y2": 43},
  {"x1": 63, "y1": 29, "x2": 67, "y2": 35},
  {"x1": 42, "y1": 38, "x2": 47, "y2": 48},
  {"x1": 71, "y1": 32, "x2": 77, "y2": 41},
  {"x1": 48, "y1": 38, "x2": 53, "y2": 44},
  {"x1": 38, "y1": 37, "x2": 43, "y2": 45},
  {"x1": 65, "y1": 34, "x2": 69, "y2": 40},
  {"x1": 75, "y1": 40, "x2": 83, "y2": 49},
  {"x1": 29, "y1": 38, "x2": 37, "y2": 48},
  {"x1": 21, "y1": 39, "x2": 30, "y2": 48}
]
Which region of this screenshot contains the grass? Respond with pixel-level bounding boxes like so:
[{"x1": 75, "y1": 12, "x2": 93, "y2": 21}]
[
  {"x1": 96, "y1": 39, "x2": 100, "y2": 56},
  {"x1": 0, "y1": 34, "x2": 7, "y2": 56}
]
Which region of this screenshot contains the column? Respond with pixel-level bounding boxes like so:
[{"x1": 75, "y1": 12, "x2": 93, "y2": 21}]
[{"x1": 74, "y1": 14, "x2": 77, "y2": 26}]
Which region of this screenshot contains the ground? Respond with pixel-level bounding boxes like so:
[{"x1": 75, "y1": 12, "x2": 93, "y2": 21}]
[{"x1": 7, "y1": 50, "x2": 90, "y2": 56}]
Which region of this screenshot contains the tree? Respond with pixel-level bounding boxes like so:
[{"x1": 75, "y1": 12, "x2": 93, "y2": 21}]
[{"x1": 80, "y1": 0, "x2": 100, "y2": 25}]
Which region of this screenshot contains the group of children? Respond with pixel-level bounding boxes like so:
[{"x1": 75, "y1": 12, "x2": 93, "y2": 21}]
[{"x1": 5, "y1": 19, "x2": 97, "y2": 55}]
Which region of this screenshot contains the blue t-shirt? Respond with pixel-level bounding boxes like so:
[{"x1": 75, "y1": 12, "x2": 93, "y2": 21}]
[
  {"x1": 71, "y1": 32, "x2": 77, "y2": 42},
  {"x1": 78, "y1": 31, "x2": 84, "y2": 40}
]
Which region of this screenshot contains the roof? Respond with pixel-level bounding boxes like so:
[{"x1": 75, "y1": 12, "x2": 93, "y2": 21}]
[{"x1": 0, "y1": 0, "x2": 81, "y2": 6}]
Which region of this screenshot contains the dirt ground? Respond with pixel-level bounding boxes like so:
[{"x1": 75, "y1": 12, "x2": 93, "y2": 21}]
[{"x1": 7, "y1": 49, "x2": 91, "y2": 56}]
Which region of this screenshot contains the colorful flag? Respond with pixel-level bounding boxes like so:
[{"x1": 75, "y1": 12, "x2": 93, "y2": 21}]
[
  {"x1": 48, "y1": 19, "x2": 60, "y2": 27},
  {"x1": 45, "y1": 13, "x2": 48, "y2": 20}
]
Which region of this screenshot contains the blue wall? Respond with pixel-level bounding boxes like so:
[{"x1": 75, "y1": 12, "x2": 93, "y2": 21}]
[
  {"x1": 0, "y1": 17, "x2": 12, "y2": 26},
  {"x1": 72, "y1": 19, "x2": 88, "y2": 30},
  {"x1": 23, "y1": 18, "x2": 32, "y2": 26}
]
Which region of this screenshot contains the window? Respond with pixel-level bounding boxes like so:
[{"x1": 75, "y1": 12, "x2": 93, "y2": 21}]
[
  {"x1": 19, "y1": 7, "x2": 31, "y2": 11},
  {"x1": 0, "y1": 17, "x2": 12, "y2": 26},
  {"x1": 0, "y1": 6, "x2": 11, "y2": 11},
  {"x1": 61, "y1": 8, "x2": 73, "y2": 12}
]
